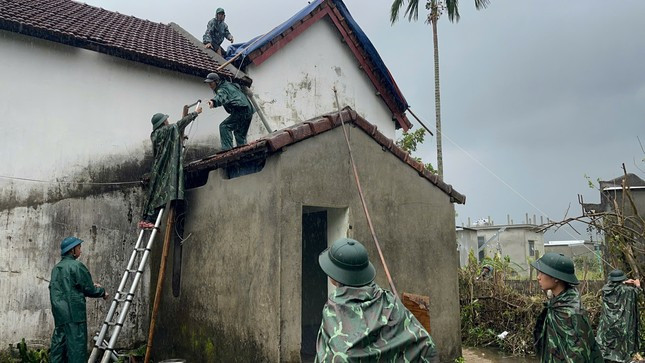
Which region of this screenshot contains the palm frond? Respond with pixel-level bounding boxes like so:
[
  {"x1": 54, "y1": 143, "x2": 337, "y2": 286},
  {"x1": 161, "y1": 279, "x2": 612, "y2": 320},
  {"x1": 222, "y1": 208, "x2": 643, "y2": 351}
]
[
  {"x1": 475, "y1": 0, "x2": 490, "y2": 10},
  {"x1": 446, "y1": 0, "x2": 461, "y2": 23},
  {"x1": 390, "y1": 0, "x2": 420, "y2": 23}
]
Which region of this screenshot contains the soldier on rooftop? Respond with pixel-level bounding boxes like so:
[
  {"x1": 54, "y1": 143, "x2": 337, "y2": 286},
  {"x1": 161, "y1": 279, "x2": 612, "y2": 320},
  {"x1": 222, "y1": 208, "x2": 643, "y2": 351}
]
[{"x1": 203, "y1": 7, "x2": 234, "y2": 56}]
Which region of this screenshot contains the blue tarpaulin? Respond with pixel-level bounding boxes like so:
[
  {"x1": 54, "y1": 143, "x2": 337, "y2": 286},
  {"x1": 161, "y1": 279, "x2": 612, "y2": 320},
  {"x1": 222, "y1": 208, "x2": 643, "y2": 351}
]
[{"x1": 226, "y1": 0, "x2": 408, "y2": 113}]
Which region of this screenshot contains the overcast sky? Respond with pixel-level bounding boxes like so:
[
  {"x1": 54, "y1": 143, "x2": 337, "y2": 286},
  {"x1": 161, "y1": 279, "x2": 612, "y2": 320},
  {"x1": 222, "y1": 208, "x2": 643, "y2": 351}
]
[{"x1": 83, "y1": 0, "x2": 645, "y2": 241}]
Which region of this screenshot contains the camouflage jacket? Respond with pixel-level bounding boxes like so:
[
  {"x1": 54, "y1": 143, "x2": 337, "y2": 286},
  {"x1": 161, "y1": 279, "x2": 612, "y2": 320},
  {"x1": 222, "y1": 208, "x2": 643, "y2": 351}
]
[
  {"x1": 533, "y1": 287, "x2": 603, "y2": 363},
  {"x1": 315, "y1": 283, "x2": 438, "y2": 363},
  {"x1": 596, "y1": 281, "x2": 641, "y2": 363},
  {"x1": 202, "y1": 18, "x2": 232, "y2": 47},
  {"x1": 143, "y1": 112, "x2": 198, "y2": 217}
]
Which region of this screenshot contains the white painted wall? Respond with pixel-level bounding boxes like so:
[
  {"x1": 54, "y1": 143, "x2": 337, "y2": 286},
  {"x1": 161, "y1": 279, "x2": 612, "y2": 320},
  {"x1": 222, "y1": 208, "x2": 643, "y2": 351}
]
[
  {"x1": 0, "y1": 30, "x2": 243, "y2": 349},
  {"x1": 245, "y1": 18, "x2": 397, "y2": 138}
]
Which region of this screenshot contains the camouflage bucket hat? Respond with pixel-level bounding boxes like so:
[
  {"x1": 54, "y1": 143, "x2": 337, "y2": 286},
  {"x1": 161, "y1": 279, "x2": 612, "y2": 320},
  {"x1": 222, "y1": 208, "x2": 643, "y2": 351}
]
[
  {"x1": 319, "y1": 238, "x2": 376, "y2": 287},
  {"x1": 216, "y1": 7, "x2": 225, "y2": 14},
  {"x1": 531, "y1": 252, "x2": 579, "y2": 285},
  {"x1": 608, "y1": 269, "x2": 627, "y2": 282}
]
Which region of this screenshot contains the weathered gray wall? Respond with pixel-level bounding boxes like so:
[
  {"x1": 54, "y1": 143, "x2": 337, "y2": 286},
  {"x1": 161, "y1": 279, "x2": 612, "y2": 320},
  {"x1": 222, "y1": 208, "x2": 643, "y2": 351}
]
[
  {"x1": 479, "y1": 226, "x2": 545, "y2": 276},
  {"x1": 155, "y1": 125, "x2": 461, "y2": 362},
  {"x1": 0, "y1": 186, "x2": 150, "y2": 350}
]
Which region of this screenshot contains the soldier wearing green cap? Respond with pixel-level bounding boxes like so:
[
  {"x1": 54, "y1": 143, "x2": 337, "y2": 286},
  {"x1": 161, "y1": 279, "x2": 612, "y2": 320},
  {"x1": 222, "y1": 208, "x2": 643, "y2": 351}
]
[
  {"x1": 596, "y1": 269, "x2": 641, "y2": 363},
  {"x1": 203, "y1": 7, "x2": 233, "y2": 56},
  {"x1": 138, "y1": 105, "x2": 203, "y2": 229},
  {"x1": 204, "y1": 72, "x2": 254, "y2": 151},
  {"x1": 49, "y1": 237, "x2": 108, "y2": 363},
  {"x1": 531, "y1": 252, "x2": 603, "y2": 362},
  {"x1": 315, "y1": 238, "x2": 439, "y2": 362}
]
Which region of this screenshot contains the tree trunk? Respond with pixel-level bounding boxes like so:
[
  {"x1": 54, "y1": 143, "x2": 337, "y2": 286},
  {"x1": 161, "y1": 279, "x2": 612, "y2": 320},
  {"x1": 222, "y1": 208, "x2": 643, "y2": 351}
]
[{"x1": 431, "y1": 2, "x2": 443, "y2": 178}]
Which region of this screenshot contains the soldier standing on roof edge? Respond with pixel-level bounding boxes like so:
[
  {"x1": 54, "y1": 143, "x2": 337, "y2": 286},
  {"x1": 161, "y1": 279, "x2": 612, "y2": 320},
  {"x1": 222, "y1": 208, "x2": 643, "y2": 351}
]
[
  {"x1": 49, "y1": 236, "x2": 109, "y2": 363},
  {"x1": 531, "y1": 253, "x2": 604, "y2": 363},
  {"x1": 315, "y1": 238, "x2": 439, "y2": 362},
  {"x1": 138, "y1": 106, "x2": 203, "y2": 230},
  {"x1": 203, "y1": 7, "x2": 233, "y2": 56},
  {"x1": 204, "y1": 72, "x2": 255, "y2": 151},
  {"x1": 596, "y1": 269, "x2": 641, "y2": 363}
]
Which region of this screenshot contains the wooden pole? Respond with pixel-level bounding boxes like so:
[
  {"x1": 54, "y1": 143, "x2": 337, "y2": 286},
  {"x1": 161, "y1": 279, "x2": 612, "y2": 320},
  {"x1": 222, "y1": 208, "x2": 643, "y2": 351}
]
[{"x1": 144, "y1": 205, "x2": 175, "y2": 363}]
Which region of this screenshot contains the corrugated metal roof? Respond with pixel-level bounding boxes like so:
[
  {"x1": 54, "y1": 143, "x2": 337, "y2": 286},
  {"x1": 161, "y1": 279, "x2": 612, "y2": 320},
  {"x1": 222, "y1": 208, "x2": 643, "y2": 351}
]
[
  {"x1": 0, "y1": 0, "x2": 251, "y2": 84},
  {"x1": 185, "y1": 108, "x2": 465, "y2": 204}
]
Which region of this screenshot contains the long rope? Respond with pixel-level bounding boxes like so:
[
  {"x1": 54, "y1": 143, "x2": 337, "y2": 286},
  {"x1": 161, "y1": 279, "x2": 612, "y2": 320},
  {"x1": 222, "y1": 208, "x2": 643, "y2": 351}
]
[{"x1": 333, "y1": 87, "x2": 398, "y2": 297}]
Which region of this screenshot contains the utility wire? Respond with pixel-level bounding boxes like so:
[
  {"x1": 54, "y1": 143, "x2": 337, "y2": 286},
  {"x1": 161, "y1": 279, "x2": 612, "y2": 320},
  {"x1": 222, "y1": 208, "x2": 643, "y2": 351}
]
[{"x1": 0, "y1": 175, "x2": 140, "y2": 186}]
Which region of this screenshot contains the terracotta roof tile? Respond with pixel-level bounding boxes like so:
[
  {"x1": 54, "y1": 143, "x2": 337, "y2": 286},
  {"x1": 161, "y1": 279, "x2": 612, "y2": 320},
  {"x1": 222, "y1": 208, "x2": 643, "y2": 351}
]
[
  {"x1": 186, "y1": 108, "x2": 466, "y2": 204},
  {"x1": 0, "y1": 0, "x2": 250, "y2": 84}
]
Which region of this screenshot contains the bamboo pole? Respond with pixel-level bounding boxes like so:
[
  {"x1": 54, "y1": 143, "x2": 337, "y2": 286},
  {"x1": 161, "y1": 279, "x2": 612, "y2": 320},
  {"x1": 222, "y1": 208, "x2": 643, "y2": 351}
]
[{"x1": 144, "y1": 205, "x2": 175, "y2": 363}]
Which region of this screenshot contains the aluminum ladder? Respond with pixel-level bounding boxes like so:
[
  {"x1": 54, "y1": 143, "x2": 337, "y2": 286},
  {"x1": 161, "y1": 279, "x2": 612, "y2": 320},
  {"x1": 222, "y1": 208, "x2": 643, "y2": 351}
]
[{"x1": 88, "y1": 209, "x2": 164, "y2": 363}]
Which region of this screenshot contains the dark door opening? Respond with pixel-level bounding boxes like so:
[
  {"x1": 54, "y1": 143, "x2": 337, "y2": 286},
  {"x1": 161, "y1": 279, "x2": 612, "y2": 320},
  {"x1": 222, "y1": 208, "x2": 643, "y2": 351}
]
[{"x1": 301, "y1": 210, "x2": 328, "y2": 361}]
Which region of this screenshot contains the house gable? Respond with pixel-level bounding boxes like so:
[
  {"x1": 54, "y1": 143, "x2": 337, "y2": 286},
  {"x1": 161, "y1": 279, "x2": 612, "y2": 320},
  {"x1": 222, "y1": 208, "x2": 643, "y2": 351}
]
[{"x1": 227, "y1": 0, "x2": 411, "y2": 130}]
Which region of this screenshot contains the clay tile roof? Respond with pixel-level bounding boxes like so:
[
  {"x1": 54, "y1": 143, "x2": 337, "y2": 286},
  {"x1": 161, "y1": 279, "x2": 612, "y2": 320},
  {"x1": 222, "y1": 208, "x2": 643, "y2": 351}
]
[
  {"x1": 185, "y1": 108, "x2": 466, "y2": 204},
  {"x1": 0, "y1": 0, "x2": 251, "y2": 85}
]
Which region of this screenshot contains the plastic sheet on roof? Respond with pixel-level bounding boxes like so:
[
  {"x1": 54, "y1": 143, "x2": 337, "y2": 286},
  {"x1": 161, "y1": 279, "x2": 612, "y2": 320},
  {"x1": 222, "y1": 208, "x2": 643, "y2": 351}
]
[{"x1": 225, "y1": 0, "x2": 408, "y2": 111}]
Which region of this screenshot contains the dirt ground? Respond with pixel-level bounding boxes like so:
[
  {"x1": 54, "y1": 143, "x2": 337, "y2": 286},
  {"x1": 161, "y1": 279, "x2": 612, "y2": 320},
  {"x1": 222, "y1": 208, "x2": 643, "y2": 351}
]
[{"x1": 462, "y1": 348, "x2": 494, "y2": 362}]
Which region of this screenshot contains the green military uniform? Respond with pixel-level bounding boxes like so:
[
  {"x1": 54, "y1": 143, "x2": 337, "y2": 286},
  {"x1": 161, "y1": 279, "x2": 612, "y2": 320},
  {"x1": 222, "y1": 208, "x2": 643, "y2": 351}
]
[
  {"x1": 49, "y1": 251, "x2": 105, "y2": 362},
  {"x1": 596, "y1": 270, "x2": 641, "y2": 363},
  {"x1": 533, "y1": 287, "x2": 603, "y2": 362},
  {"x1": 316, "y1": 238, "x2": 438, "y2": 363},
  {"x1": 316, "y1": 282, "x2": 438, "y2": 362},
  {"x1": 209, "y1": 80, "x2": 254, "y2": 150},
  {"x1": 202, "y1": 8, "x2": 232, "y2": 51},
  {"x1": 142, "y1": 112, "x2": 199, "y2": 222}
]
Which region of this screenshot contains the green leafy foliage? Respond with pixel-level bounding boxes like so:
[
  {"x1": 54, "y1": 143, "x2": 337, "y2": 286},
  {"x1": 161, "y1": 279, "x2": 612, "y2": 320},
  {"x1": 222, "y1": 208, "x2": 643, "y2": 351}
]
[
  {"x1": 459, "y1": 251, "x2": 602, "y2": 356},
  {"x1": 396, "y1": 129, "x2": 437, "y2": 174},
  {"x1": 0, "y1": 339, "x2": 49, "y2": 363}
]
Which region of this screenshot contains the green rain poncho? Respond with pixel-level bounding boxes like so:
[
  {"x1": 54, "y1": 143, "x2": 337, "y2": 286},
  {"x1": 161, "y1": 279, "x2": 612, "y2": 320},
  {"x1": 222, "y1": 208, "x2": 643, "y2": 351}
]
[
  {"x1": 533, "y1": 287, "x2": 603, "y2": 363},
  {"x1": 596, "y1": 281, "x2": 641, "y2": 362},
  {"x1": 49, "y1": 255, "x2": 105, "y2": 362},
  {"x1": 315, "y1": 283, "x2": 438, "y2": 363},
  {"x1": 143, "y1": 112, "x2": 198, "y2": 218}
]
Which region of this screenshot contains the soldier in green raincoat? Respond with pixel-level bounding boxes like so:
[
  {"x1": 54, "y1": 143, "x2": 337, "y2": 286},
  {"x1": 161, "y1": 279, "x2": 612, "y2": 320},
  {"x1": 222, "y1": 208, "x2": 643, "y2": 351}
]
[
  {"x1": 138, "y1": 106, "x2": 202, "y2": 229},
  {"x1": 49, "y1": 237, "x2": 108, "y2": 363},
  {"x1": 596, "y1": 269, "x2": 641, "y2": 363},
  {"x1": 204, "y1": 73, "x2": 255, "y2": 151},
  {"x1": 203, "y1": 7, "x2": 233, "y2": 56},
  {"x1": 531, "y1": 253, "x2": 603, "y2": 363},
  {"x1": 315, "y1": 238, "x2": 439, "y2": 363}
]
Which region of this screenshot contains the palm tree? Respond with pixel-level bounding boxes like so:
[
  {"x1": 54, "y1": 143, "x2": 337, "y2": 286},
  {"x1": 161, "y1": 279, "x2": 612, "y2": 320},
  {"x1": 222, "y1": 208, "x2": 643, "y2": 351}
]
[{"x1": 391, "y1": 0, "x2": 489, "y2": 178}]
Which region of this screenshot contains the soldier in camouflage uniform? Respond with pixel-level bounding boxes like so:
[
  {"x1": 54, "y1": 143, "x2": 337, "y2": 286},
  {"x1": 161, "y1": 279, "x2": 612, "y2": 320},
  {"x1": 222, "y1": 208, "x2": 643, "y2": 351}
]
[
  {"x1": 138, "y1": 106, "x2": 202, "y2": 229},
  {"x1": 596, "y1": 269, "x2": 641, "y2": 363},
  {"x1": 531, "y1": 253, "x2": 604, "y2": 363},
  {"x1": 204, "y1": 72, "x2": 255, "y2": 151},
  {"x1": 315, "y1": 238, "x2": 439, "y2": 362},
  {"x1": 202, "y1": 7, "x2": 233, "y2": 56}
]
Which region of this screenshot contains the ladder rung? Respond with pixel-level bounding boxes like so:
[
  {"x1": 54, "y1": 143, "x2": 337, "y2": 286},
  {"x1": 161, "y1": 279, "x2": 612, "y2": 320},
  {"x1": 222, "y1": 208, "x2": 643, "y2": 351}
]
[
  {"x1": 134, "y1": 247, "x2": 149, "y2": 252},
  {"x1": 107, "y1": 321, "x2": 124, "y2": 327}
]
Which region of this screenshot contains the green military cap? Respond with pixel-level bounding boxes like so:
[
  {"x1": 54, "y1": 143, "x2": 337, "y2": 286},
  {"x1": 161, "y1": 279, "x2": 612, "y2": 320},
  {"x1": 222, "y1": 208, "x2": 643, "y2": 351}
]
[
  {"x1": 216, "y1": 8, "x2": 225, "y2": 14},
  {"x1": 608, "y1": 269, "x2": 627, "y2": 282},
  {"x1": 151, "y1": 113, "x2": 169, "y2": 130},
  {"x1": 319, "y1": 238, "x2": 376, "y2": 287},
  {"x1": 531, "y1": 252, "x2": 579, "y2": 285}
]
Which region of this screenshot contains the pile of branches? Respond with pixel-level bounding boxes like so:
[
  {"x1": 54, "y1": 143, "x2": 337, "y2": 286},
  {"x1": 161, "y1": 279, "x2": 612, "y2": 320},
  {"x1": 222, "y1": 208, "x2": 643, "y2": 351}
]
[{"x1": 459, "y1": 253, "x2": 602, "y2": 356}]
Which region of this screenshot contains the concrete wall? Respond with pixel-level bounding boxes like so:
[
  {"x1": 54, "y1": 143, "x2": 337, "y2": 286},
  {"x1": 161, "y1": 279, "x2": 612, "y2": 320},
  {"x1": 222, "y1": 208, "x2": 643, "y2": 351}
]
[
  {"x1": 457, "y1": 228, "x2": 478, "y2": 267},
  {"x1": 477, "y1": 226, "x2": 545, "y2": 276},
  {"x1": 0, "y1": 30, "x2": 229, "y2": 349},
  {"x1": 246, "y1": 18, "x2": 398, "y2": 139},
  {"x1": 0, "y1": 187, "x2": 150, "y2": 349},
  {"x1": 155, "y1": 126, "x2": 461, "y2": 362}
]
